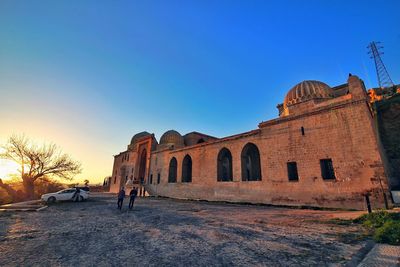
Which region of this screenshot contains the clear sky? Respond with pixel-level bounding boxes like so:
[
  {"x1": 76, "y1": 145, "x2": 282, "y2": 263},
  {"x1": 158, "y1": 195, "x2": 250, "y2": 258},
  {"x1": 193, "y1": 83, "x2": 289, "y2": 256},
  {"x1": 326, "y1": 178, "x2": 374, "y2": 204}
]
[{"x1": 0, "y1": 0, "x2": 399, "y2": 184}]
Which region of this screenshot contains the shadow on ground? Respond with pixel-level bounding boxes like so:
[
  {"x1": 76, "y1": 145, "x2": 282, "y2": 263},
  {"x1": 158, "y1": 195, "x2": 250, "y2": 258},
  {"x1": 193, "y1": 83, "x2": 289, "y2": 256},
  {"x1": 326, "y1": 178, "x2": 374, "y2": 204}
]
[{"x1": 0, "y1": 193, "x2": 368, "y2": 266}]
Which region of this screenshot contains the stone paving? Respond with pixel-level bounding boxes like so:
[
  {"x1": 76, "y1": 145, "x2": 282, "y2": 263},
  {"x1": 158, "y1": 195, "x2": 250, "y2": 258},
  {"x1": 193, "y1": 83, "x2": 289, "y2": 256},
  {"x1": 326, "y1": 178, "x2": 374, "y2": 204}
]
[{"x1": 358, "y1": 244, "x2": 400, "y2": 267}]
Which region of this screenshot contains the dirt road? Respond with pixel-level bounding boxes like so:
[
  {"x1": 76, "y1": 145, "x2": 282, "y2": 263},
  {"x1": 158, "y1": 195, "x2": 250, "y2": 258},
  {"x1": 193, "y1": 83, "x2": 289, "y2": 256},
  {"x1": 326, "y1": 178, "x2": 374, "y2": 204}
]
[{"x1": 0, "y1": 193, "x2": 368, "y2": 266}]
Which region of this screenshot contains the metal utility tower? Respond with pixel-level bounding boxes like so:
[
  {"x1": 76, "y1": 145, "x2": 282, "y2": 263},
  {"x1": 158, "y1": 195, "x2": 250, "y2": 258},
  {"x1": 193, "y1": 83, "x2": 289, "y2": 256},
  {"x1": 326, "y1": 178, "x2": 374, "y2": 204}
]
[{"x1": 368, "y1": 41, "x2": 395, "y2": 88}]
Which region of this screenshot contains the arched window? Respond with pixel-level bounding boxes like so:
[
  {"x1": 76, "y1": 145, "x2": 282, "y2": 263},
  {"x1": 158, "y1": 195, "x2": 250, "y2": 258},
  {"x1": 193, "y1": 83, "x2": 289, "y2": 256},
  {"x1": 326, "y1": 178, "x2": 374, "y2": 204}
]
[
  {"x1": 217, "y1": 148, "x2": 233, "y2": 182},
  {"x1": 182, "y1": 155, "x2": 192, "y2": 183},
  {"x1": 241, "y1": 143, "x2": 262, "y2": 181},
  {"x1": 168, "y1": 157, "x2": 177, "y2": 183}
]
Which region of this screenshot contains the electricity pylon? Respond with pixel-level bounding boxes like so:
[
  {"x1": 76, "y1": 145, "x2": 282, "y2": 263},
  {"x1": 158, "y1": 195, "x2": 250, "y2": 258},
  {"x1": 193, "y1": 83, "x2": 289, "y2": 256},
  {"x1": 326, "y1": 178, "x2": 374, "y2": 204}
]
[{"x1": 367, "y1": 41, "x2": 395, "y2": 88}]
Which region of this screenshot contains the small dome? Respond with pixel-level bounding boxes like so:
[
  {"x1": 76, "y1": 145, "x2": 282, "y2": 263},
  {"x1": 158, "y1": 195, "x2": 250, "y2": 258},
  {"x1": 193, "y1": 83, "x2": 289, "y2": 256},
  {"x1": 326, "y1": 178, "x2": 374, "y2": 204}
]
[
  {"x1": 130, "y1": 131, "x2": 151, "y2": 145},
  {"x1": 160, "y1": 130, "x2": 184, "y2": 146},
  {"x1": 284, "y1": 80, "x2": 333, "y2": 107}
]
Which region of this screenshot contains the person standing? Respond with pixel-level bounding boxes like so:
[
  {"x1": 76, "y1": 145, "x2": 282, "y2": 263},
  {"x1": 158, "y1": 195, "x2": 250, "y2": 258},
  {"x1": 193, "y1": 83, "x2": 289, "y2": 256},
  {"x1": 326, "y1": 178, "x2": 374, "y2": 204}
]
[
  {"x1": 129, "y1": 187, "x2": 138, "y2": 210},
  {"x1": 117, "y1": 187, "x2": 125, "y2": 210}
]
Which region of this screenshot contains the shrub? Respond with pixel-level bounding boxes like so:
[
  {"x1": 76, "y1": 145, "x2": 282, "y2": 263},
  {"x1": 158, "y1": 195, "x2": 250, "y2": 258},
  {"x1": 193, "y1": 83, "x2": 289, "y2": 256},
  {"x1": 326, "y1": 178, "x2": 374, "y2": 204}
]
[
  {"x1": 0, "y1": 188, "x2": 13, "y2": 205},
  {"x1": 355, "y1": 210, "x2": 392, "y2": 229},
  {"x1": 34, "y1": 178, "x2": 65, "y2": 198},
  {"x1": 0, "y1": 179, "x2": 66, "y2": 204},
  {"x1": 354, "y1": 211, "x2": 400, "y2": 245},
  {"x1": 373, "y1": 220, "x2": 400, "y2": 245}
]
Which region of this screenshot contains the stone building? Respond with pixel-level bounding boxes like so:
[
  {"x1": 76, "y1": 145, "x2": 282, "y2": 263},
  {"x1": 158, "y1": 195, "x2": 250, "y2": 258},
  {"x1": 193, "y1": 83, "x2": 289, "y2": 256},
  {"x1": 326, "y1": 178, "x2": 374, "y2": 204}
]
[{"x1": 109, "y1": 75, "x2": 393, "y2": 210}]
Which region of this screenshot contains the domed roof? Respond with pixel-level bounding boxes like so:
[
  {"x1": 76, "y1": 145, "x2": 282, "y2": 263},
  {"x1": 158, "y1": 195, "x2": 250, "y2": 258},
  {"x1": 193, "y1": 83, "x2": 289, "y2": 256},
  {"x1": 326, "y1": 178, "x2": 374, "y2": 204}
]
[
  {"x1": 130, "y1": 131, "x2": 151, "y2": 145},
  {"x1": 159, "y1": 130, "x2": 184, "y2": 146},
  {"x1": 284, "y1": 80, "x2": 333, "y2": 107}
]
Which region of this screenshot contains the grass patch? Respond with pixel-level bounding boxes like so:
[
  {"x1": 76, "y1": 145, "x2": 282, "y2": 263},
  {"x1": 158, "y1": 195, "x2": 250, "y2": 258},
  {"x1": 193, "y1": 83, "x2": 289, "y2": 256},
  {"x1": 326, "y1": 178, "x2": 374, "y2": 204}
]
[
  {"x1": 355, "y1": 211, "x2": 400, "y2": 245},
  {"x1": 326, "y1": 211, "x2": 400, "y2": 245},
  {"x1": 373, "y1": 220, "x2": 400, "y2": 245}
]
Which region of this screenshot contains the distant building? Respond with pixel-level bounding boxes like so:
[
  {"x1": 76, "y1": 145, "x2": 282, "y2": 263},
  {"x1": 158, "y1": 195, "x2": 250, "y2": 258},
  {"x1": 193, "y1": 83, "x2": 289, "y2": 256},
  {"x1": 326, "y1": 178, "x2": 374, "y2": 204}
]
[
  {"x1": 109, "y1": 75, "x2": 395, "y2": 210},
  {"x1": 103, "y1": 176, "x2": 112, "y2": 190}
]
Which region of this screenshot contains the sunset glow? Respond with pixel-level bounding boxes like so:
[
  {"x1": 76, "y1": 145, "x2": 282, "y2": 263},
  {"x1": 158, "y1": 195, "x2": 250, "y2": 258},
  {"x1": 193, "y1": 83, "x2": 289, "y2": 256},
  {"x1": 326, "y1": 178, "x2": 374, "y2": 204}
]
[
  {"x1": 0, "y1": 159, "x2": 20, "y2": 181},
  {"x1": 0, "y1": 1, "x2": 399, "y2": 185}
]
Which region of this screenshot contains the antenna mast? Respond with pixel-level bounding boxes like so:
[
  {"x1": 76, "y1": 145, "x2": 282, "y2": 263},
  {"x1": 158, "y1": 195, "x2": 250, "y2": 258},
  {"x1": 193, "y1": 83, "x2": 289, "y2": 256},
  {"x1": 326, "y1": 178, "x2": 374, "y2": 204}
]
[{"x1": 367, "y1": 41, "x2": 394, "y2": 88}]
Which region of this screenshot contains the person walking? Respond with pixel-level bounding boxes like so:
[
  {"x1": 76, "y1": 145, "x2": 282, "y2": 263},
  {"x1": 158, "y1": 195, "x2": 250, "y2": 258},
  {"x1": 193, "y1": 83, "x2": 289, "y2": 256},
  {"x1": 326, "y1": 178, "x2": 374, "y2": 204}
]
[
  {"x1": 117, "y1": 187, "x2": 125, "y2": 210},
  {"x1": 129, "y1": 187, "x2": 138, "y2": 210},
  {"x1": 72, "y1": 187, "x2": 81, "y2": 202}
]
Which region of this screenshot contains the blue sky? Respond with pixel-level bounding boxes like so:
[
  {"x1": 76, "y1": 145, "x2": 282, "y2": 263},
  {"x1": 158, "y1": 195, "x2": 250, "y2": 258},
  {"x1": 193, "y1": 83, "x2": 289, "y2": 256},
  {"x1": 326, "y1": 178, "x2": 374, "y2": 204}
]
[{"x1": 0, "y1": 0, "x2": 399, "y2": 182}]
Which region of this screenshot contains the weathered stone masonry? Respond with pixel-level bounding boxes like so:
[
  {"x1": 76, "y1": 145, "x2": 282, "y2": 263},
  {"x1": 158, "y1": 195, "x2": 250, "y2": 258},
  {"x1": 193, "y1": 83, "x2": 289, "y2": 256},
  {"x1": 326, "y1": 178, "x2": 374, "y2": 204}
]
[{"x1": 110, "y1": 75, "x2": 392, "y2": 210}]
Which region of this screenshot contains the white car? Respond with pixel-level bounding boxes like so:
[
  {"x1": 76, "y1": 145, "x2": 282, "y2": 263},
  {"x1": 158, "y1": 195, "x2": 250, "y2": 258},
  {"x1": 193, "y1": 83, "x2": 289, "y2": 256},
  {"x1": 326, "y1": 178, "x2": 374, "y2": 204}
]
[{"x1": 41, "y1": 188, "x2": 89, "y2": 203}]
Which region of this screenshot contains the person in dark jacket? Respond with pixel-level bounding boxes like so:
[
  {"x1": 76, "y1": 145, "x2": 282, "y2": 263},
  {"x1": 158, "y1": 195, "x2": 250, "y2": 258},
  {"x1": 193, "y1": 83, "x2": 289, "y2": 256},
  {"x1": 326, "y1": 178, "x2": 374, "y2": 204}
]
[
  {"x1": 129, "y1": 187, "x2": 138, "y2": 210},
  {"x1": 117, "y1": 187, "x2": 125, "y2": 210},
  {"x1": 72, "y1": 187, "x2": 81, "y2": 202}
]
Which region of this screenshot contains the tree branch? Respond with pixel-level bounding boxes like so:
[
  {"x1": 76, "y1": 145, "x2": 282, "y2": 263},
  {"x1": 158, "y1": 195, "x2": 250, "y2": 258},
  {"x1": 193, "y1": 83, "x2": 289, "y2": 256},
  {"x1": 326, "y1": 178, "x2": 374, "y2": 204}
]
[{"x1": 1, "y1": 134, "x2": 82, "y2": 184}]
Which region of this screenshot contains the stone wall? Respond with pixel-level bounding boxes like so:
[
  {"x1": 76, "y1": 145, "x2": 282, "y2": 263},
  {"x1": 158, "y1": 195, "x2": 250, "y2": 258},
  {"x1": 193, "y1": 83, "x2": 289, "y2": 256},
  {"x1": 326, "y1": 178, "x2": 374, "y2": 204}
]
[
  {"x1": 146, "y1": 99, "x2": 388, "y2": 210},
  {"x1": 375, "y1": 94, "x2": 400, "y2": 190},
  {"x1": 109, "y1": 76, "x2": 392, "y2": 209},
  {"x1": 109, "y1": 151, "x2": 137, "y2": 193},
  {"x1": 109, "y1": 136, "x2": 155, "y2": 193}
]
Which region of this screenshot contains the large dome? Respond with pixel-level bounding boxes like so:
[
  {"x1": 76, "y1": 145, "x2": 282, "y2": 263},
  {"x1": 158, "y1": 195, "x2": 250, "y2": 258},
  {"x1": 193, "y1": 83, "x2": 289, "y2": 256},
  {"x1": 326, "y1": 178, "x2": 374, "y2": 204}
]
[
  {"x1": 284, "y1": 80, "x2": 333, "y2": 107},
  {"x1": 159, "y1": 130, "x2": 184, "y2": 146},
  {"x1": 130, "y1": 131, "x2": 151, "y2": 145}
]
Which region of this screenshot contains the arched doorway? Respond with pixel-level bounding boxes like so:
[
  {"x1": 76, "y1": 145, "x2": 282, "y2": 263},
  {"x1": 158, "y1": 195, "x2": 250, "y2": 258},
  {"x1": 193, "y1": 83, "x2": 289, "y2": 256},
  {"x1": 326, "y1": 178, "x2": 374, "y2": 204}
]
[
  {"x1": 182, "y1": 155, "x2": 192, "y2": 183},
  {"x1": 120, "y1": 166, "x2": 127, "y2": 188},
  {"x1": 241, "y1": 143, "x2": 262, "y2": 181},
  {"x1": 217, "y1": 148, "x2": 233, "y2": 182},
  {"x1": 138, "y1": 149, "x2": 147, "y2": 184}
]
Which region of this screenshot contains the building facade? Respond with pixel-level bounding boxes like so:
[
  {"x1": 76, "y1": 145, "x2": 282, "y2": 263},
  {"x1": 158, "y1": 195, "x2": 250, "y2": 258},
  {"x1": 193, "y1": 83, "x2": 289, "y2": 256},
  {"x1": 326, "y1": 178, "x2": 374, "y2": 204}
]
[{"x1": 110, "y1": 75, "x2": 392, "y2": 210}]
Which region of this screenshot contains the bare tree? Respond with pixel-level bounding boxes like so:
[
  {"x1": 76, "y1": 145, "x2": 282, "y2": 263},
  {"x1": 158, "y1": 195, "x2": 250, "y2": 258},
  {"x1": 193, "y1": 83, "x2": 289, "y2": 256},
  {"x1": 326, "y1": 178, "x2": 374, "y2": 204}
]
[{"x1": 0, "y1": 135, "x2": 82, "y2": 200}]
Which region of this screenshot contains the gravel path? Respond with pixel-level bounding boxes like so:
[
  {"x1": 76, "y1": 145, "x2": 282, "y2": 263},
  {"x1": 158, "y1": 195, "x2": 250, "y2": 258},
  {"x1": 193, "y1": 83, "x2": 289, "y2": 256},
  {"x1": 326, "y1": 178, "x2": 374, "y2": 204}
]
[{"x1": 0, "y1": 193, "x2": 369, "y2": 266}]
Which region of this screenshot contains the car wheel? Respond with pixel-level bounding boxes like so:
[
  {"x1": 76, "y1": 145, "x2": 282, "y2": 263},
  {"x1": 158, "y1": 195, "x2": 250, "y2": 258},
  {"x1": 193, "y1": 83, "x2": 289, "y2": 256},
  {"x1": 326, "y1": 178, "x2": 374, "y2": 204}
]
[
  {"x1": 47, "y1": 196, "x2": 56, "y2": 204},
  {"x1": 79, "y1": 196, "x2": 84, "y2": 202}
]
